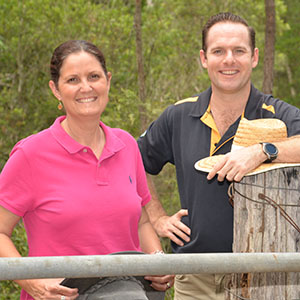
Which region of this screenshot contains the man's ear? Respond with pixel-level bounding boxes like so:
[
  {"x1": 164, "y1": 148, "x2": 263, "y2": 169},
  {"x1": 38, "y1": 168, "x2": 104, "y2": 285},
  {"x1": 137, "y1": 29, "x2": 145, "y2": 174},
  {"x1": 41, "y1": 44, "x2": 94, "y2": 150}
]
[
  {"x1": 199, "y1": 50, "x2": 208, "y2": 69},
  {"x1": 251, "y1": 48, "x2": 259, "y2": 69},
  {"x1": 49, "y1": 80, "x2": 61, "y2": 100}
]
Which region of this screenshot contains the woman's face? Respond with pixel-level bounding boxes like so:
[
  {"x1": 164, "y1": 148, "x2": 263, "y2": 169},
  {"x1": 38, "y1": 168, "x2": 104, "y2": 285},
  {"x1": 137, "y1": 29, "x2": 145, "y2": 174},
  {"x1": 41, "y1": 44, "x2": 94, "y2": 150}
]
[{"x1": 50, "y1": 51, "x2": 111, "y2": 120}]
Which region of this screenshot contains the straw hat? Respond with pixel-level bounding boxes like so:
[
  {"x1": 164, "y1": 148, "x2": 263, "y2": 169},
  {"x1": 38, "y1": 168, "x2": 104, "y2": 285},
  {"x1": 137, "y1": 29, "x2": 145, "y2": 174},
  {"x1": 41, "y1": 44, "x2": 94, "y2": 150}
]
[{"x1": 194, "y1": 118, "x2": 300, "y2": 176}]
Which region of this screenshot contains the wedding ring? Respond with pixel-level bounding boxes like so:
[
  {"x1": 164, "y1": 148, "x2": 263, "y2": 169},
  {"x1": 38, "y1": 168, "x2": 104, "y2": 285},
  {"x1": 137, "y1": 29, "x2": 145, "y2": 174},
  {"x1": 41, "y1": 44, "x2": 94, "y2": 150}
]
[
  {"x1": 61, "y1": 296, "x2": 66, "y2": 300},
  {"x1": 166, "y1": 282, "x2": 170, "y2": 289}
]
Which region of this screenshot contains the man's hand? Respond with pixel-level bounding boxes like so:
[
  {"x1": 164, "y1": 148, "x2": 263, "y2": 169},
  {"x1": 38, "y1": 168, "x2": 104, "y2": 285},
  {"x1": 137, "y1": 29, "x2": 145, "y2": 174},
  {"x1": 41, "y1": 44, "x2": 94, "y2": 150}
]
[
  {"x1": 153, "y1": 209, "x2": 190, "y2": 246},
  {"x1": 207, "y1": 144, "x2": 266, "y2": 182}
]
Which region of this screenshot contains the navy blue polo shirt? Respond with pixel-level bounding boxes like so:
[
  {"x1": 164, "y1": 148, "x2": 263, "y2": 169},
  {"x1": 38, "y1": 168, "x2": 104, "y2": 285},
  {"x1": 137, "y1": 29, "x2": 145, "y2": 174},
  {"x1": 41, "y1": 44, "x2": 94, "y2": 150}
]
[{"x1": 138, "y1": 85, "x2": 300, "y2": 253}]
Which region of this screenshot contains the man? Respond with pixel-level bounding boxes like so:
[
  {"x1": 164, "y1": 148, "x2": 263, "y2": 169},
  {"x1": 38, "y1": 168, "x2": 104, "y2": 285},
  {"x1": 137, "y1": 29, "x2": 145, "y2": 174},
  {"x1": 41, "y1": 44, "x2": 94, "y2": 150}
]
[{"x1": 138, "y1": 12, "x2": 300, "y2": 300}]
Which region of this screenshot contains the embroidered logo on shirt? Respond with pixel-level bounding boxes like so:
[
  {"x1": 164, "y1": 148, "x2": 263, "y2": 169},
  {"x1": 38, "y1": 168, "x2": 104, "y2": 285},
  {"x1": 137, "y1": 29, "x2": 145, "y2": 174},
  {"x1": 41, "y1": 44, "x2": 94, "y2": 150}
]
[{"x1": 262, "y1": 103, "x2": 275, "y2": 114}]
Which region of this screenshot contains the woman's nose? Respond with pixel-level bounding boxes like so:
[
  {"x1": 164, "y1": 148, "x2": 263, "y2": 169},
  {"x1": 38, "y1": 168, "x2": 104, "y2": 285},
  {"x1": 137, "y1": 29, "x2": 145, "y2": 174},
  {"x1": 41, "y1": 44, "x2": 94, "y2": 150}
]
[{"x1": 80, "y1": 80, "x2": 92, "y2": 92}]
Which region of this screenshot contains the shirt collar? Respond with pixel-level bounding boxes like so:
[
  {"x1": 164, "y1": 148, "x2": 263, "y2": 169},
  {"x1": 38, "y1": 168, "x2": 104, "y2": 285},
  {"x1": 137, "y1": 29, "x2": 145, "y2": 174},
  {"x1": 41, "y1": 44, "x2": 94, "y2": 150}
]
[
  {"x1": 50, "y1": 116, "x2": 125, "y2": 156},
  {"x1": 188, "y1": 87, "x2": 212, "y2": 118},
  {"x1": 188, "y1": 85, "x2": 262, "y2": 153},
  {"x1": 244, "y1": 84, "x2": 266, "y2": 118},
  {"x1": 189, "y1": 84, "x2": 263, "y2": 119}
]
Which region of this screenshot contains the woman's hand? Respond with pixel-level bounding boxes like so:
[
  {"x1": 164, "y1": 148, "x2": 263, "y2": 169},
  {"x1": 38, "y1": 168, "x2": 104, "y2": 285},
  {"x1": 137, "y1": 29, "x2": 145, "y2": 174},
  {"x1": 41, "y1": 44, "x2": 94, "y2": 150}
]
[
  {"x1": 17, "y1": 278, "x2": 79, "y2": 299},
  {"x1": 144, "y1": 274, "x2": 175, "y2": 291}
]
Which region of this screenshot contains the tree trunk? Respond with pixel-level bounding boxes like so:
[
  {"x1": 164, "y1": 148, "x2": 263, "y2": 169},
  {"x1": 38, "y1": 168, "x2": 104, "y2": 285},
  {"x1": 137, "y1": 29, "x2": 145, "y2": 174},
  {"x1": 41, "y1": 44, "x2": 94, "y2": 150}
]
[
  {"x1": 285, "y1": 61, "x2": 296, "y2": 97},
  {"x1": 225, "y1": 167, "x2": 300, "y2": 300},
  {"x1": 134, "y1": 0, "x2": 147, "y2": 132},
  {"x1": 262, "y1": 0, "x2": 276, "y2": 94}
]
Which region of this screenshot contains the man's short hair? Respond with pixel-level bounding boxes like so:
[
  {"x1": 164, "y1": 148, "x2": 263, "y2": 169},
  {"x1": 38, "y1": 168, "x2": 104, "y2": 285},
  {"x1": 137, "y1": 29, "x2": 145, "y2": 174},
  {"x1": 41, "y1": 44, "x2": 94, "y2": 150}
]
[{"x1": 202, "y1": 12, "x2": 256, "y2": 54}]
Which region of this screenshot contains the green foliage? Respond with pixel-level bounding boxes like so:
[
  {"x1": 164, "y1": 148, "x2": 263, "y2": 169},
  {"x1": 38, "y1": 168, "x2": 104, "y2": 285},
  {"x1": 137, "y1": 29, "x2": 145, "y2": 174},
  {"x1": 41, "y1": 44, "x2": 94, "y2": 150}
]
[
  {"x1": 0, "y1": 221, "x2": 28, "y2": 299},
  {"x1": 275, "y1": 0, "x2": 300, "y2": 107},
  {"x1": 0, "y1": 0, "x2": 299, "y2": 298}
]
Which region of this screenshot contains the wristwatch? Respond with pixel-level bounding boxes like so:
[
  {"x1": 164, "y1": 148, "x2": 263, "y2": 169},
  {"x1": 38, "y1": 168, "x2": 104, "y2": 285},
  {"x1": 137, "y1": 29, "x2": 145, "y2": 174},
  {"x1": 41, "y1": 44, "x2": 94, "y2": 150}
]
[{"x1": 260, "y1": 142, "x2": 278, "y2": 163}]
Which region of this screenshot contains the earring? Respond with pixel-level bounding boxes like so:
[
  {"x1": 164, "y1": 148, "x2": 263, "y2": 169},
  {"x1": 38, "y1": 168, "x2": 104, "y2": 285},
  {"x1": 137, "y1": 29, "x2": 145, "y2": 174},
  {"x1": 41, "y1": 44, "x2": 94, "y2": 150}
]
[{"x1": 57, "y1": 101, "x2": 63, "y2": 110}]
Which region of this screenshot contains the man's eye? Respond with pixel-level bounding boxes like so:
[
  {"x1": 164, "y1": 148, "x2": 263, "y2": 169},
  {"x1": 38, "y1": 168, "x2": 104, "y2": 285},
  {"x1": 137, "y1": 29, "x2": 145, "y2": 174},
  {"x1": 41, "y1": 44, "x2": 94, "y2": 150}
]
[
  {"x1": 213, "y1": 49, "x2": 222, "y2": 55},
  {"x1": 235, "y1": 49, "x2": 245, "y2": 54}
]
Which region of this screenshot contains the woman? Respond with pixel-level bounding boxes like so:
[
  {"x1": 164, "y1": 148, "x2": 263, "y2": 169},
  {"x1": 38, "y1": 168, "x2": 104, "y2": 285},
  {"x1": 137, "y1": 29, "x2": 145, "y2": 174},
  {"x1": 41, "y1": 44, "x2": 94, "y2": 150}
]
[{"x1": 0, "y1": 40, "x2": 174, "y2": 300}]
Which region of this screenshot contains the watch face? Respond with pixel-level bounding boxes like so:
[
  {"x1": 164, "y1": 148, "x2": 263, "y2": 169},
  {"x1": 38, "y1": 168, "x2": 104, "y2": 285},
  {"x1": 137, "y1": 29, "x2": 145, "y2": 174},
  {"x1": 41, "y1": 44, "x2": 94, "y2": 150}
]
[{"x1": 265, "y1": 143, "x2": 278, "y2": 155}]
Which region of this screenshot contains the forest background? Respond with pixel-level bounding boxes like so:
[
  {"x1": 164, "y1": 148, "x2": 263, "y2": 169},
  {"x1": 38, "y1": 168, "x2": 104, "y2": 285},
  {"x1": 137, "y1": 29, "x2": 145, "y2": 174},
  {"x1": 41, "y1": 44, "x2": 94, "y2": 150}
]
[{"x1": 0, "y1": 0, "x2": 299, "y2": 298}]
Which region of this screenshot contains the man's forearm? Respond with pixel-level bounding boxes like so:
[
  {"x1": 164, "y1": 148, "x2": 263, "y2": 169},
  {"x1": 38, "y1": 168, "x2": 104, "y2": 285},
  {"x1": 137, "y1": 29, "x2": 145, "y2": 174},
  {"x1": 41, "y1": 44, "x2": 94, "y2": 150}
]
[
  {"x1": 145, "y1": 173, "x2": 167, "y2": 226},
  {"x1": 275, "y1": 135, "x2": 300, "y2": 162}
]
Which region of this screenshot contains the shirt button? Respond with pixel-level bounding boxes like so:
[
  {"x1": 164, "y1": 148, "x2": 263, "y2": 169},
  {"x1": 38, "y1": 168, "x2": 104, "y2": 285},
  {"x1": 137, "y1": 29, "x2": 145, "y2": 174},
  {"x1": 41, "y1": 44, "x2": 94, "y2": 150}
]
[{"x1": 83, "y1": 149, "x2": 88, "y2": 153}]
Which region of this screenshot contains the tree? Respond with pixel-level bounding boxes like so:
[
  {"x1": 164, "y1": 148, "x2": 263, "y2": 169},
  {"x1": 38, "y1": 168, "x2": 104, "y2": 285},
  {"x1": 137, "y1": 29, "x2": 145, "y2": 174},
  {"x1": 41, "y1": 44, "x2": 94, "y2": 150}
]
[
  {"x1": 134, "y1": 0, "x2": 147, "y2": 131},
  {"x1": 0, "y1": 1, "x2": 297, "y2": 298},
  {"x1": 275, "y1": 0, "x2": 300, "y2": 107},
  {"x1": 263, "y1": 0, "x2": 276, "y2": 94}
]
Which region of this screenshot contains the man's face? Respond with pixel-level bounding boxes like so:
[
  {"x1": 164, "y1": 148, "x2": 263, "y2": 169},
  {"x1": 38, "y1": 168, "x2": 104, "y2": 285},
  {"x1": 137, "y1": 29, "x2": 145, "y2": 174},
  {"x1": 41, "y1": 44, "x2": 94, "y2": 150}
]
[{"x1": 200, "y1": 22, "x2": 259, "y2": 95}]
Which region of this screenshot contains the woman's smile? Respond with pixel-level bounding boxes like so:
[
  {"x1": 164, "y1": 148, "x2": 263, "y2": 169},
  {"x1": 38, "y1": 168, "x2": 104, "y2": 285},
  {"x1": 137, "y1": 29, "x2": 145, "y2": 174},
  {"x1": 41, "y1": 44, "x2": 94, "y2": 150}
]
[{"x1": 76, "y1": 96, "x2": 97, "y2": 103}]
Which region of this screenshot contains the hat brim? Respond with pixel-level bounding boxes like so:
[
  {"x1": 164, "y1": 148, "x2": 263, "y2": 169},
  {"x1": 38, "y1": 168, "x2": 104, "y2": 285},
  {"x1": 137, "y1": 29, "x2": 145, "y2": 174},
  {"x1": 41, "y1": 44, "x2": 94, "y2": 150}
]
[{"x1": 194, "y1": 155, "x2": 300, "y2": 176}]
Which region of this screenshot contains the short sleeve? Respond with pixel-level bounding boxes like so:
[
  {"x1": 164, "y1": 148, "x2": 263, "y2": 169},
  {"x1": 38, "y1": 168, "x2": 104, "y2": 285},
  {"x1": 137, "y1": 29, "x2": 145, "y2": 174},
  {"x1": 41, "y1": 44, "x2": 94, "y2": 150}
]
[
  {"x1": 270, "y1": 98, "x2": 300, "y2": 137},
  {"x1": 137, "y1": 106, "x2": 174, "y2": 175},
  {"x1": 0, "y1": 147, "x2": 35, "y2": 216},
  {"x1": 134, "y1": 143, "x2": 151, "y2": 207}
]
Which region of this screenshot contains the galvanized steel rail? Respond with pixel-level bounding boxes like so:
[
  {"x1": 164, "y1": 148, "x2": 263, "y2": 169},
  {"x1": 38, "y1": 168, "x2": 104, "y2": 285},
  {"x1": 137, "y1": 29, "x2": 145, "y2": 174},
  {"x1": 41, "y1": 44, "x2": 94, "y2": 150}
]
[{"x1": 1, "y1": 253, "x2": 300, "y2": 281}]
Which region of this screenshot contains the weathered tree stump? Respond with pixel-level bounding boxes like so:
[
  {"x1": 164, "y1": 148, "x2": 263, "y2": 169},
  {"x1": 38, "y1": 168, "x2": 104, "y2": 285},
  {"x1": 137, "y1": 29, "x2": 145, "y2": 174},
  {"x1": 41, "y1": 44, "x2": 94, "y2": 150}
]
[{"x1": 225, "y1": 167, "x2": 300, "y2": 300}]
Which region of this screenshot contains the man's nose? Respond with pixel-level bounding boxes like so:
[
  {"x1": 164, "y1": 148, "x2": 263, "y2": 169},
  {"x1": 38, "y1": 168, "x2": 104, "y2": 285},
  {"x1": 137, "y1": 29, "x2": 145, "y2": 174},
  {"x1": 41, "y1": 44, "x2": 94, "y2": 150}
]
[{"x1": 223, "y1": 51, "x2": 235, "y2": 63}]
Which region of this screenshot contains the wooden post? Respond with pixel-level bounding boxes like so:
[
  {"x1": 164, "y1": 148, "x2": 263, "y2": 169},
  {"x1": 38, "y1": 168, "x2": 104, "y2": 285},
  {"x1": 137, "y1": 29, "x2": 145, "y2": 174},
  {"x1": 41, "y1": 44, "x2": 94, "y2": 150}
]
[{"x1": 225, "y1": 167, "x2": 300, "y2": 300}]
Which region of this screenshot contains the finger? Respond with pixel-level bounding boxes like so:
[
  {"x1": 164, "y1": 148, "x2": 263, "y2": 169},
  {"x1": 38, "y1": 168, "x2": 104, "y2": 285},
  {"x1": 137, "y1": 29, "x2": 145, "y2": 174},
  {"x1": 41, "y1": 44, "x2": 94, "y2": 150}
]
[
  {"x1": 48, "y1": 284, "x2": 78, "y2": 296},
  {"x1": 144, "y1": 275, "x2": 174, "y2": 292},
  {"x1": 169, "y1": 224, "x2": 190, "y2": 242},
  {"x1": 233, "y1": 173, "x2": 243, "y2": 182},
  {"x1": 148, "y1": 278, "x2": 171, "y2": 292},
  {"x1": 171, "y1": 210, "x2": 191, "y2": 236},
  {"x1": 162, "y1": 221, "x2": 189, "y2": 244},
  {"x1": 233, "y1": 167, "x2": 250, "y2": 182},
  {"x1": 207, "y1": 168, "x2": 217, "y2": 180},
  {"x1": 175, "y1": 209, "x2": 188, "y2": 218},
  {"x1": 207, "y1": 157, "x2": 227, "y2": 180},
  {"x1": 168, "y1": 232, "x2": 185, "y2": 246},
  {"x1": 225, "y1": 163, "x2": 246, "y2": 182},
  {"x1": 216, "y1": 161, "x2": 234, "y2": 182},
  {"x1": 150, "y1": 278, "x2": 174, "y2": 291},
  {"x1": 150, "y1": 281, "x2": 168, "y2": 291},
  {"x1": 223, "y1": 168, "x2": 238, "y2": 182},
  {"x1": 144, "y1": 275, "x2": 170, "y2": 283},
  {"x1": 144, "y1": 275, "x2": 162, "y2": 283},
  {"x1": 174, "y1": 221, "x2": 191, "y2": 236}
]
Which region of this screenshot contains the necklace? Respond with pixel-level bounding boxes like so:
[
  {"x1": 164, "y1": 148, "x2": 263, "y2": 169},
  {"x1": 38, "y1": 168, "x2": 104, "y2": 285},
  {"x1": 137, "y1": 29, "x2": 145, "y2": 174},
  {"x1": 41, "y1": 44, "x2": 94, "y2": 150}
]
[{"x1": 62, "y1": 119, "x2": 105, "y2": 158}]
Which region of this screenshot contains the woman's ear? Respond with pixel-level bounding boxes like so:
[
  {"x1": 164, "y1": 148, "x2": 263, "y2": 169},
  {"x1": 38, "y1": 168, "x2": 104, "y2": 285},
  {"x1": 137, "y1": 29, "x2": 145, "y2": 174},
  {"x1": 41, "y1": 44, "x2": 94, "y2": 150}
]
[
  {"x1": 107, "y1": 72, "x2": 112, "y2": 89},
  {"x1": 49, "y1": 80, "x2": 61, "y2": 100}
]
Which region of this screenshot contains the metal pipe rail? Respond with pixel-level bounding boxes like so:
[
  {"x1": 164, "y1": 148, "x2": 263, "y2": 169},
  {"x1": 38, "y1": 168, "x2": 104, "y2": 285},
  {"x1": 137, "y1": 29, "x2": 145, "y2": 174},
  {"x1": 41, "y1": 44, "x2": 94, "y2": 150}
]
[{"x1": 1, "y1": 253, "x2": 300, "y2": 281}]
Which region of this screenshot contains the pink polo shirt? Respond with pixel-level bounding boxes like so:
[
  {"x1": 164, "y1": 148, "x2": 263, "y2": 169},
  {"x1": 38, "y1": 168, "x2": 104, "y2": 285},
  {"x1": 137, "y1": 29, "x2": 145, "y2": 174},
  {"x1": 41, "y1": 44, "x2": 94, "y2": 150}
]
[{"x1": 0, "y1": 116, "x2": 151, "y2": 294}]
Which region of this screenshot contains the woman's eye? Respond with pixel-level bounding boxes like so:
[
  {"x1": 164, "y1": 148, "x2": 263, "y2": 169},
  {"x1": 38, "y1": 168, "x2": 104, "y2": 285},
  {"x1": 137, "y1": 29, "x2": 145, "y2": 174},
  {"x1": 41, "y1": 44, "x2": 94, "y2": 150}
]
[
  {"x1": 67, "y1": 77, "x2": 77, "y2": 83},
  {"x1": 90, "y1": 74, "x2": 100, "y2": 80}
]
